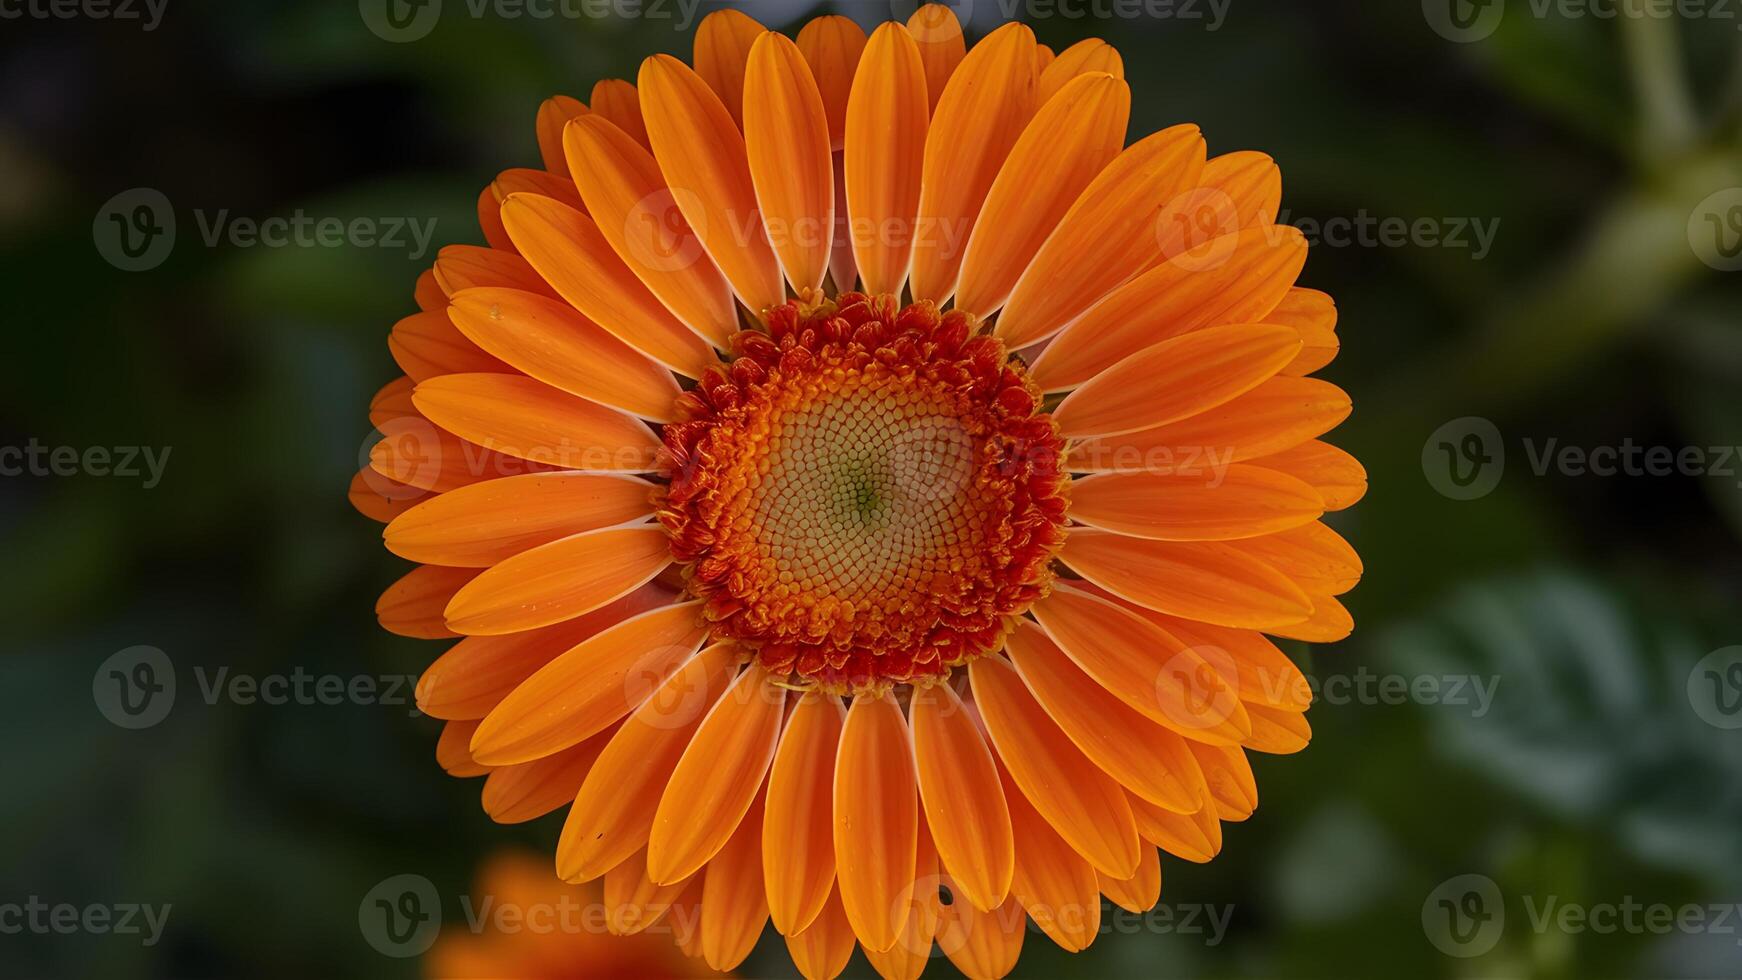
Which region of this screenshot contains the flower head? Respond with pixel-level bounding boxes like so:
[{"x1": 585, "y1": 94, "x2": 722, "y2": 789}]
[{"x1": 356, "y1": 7, "x2": 1364, "y2": 978}]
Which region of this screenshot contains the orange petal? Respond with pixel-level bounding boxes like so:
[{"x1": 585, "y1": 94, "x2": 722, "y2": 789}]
[
  {"x1": 692, "y1": 8, "x2": 764, "y2": 127},
  {"x1": 444, "y1": 523, "x2": 672, "y2": 635},
  {"x1": 699, "y1": 790, "x2": 770, "y2": 972},
  {"x1": 433, "y1": 244, "x2": 555, "y2": 298},
  {"x1": 906, "y1": 4, "x2": 965, "y2": 112},
  {"x1": 491, "y1": 166, "x2": 586, "y2": 214},
  {"x1": 1187, "y1": 741, "x2": 1257, "y2": 819},
  {"x1": 1068, "y1": 465, "x2": 1324, "y2": 542},
  {"x1": 1244, "y1": 702, "x2": 1312, "y2": 754},
  {"x1": 478, "y1": 183, "x2": 513, "y2": 252},
  {"x1": 795, "y1": 15, "x2": 867, "y2": 151},
  {"x1": 786, "y1": 887, "x2": 856, "y2": 980},
  {"x1": 910, "y1": 682, "x2": 1014, "y2": 913},
  {"x1": 1066, "y1": 376, "x2": 1351, "y2": 473},
  {"x1": 648, "y1": 664, "x2": 785, "y2": 884},
  {"x1": 998, "y1": 759, "x2": 1100, "y2": 951},
  {"x1": 828, "y1": 150, "x2": 857, "y2": 290},
  {"x1": 1130, "y1": 793, "x2": 1222, "y2": 862},
  {"x1": 385, "y1": 471, "x2": 653, "y2": 567},
  {"x1": 369, "y1": 375, "x2": 419, "y2": 427},
  {"x1": 1032, "y1": 226, "x2": 1308, "y2": 391},
  {"x1": 1098, "y1": 845, "x2": 1160, "y2": 914},
  {"x1": 833, "y1": 691, "x2": 919, "y2": 953},
  {"x1": 480, "y1": 729, "x2": 609, "y2": 823},
  {"x1": 1131, "y1": 611, "x2": 1315, "y2": 714},
  {"x1": 843, "y1": 22, "x2": 929, "y2": 297},
  {"x1": 499, "y1": 192, "x2": 718, "y2": 377},
  {"x1": 1271, "y1": 287, "x2": 1339, "y2": 375},
  {"x1": 559, "y1": 640, "x2": 740, "y2": 881},
  {"x1": 369, "y1": 417, "x2": 548, "y2": 494},
  {"x1": 908, "y1": 22, "x2": 1036, "y2": 303},
  {"x1": 1059, "y1": 529, "x2": 1314, "y2": 631},
  {"x1": 1004, "y1": 620, "x2": 1205, "y2": 813},
  {"x1": 561, "y1": 113, "x2": 738, "y2": 347},
  {"x1": 414, "y1": 267, "x2": 445, "y2": 311},
  {"x1": 447, "y1": 286, "x2": 680, "y2": 422},
  {"x1": 348, "y1": 466, "x2": 431, "y2": 524},
  {"x1": 1051, "y1": 323, "x2": 1303, "y2": 438},
  {"x1": 995, "y1": 124, "x2": 1206, "y2": 348},
  {"x1": 1249, "y1": 439, "x2": 1367, "y2": 511},
  {"x1": 437, "y1": 719, "x2": 488, "y2": 777},
  {"x1": 744, "y1": 32, "x2": 834, "y2": 292},
  {"x1": 1266, "y1": 592, "x2": 1354, "y2": 643},
  {"x1": 376, "y1": 564, "x2": 478, "y2": 639},
  {"x1": 969, "y1": 656, "x2": 1140, "y2": 878},
  {"x1": 417, "y1": 587, "x2": 670, "y2": 720},
  {"x1": 1035, "y1": 42, "x2": 1056, "y2": 74},
  {"x1": 936, "y1": 885, "x2": 1024, "y2": 980},
  {"x1": 602, "y1": 847, "x2": 691, "y2": 935},
  {"x1": 1030, "y1": 581, "x2": 1252, "y2": 743},
  {"x1": 1037, "y1": 38, "x2": 1124, "y2": 104},
  {"x1": 639, "y1": 54, "x2": 786, "y2": 316},
  {"x1": 764, "y1": 691, "x2": 844, "y2": 936},
  {"x1": 589, "y1": 78, "x2": 649, "y2": 148},
  {"x1": 954, "y1": 72, "x2": 1130, "y2": 318},
  {"x1": 535, "y1": 95, "x2": 588, "y2": 173},
  {"x1": 863, "y1": 817, "x2": 938, "y2": 980},
  {"x1": 1226, "y1": 520, "x2": 1362, "y2": 596},
  {"x1": 470, "y1": 600, "x2": 705, "y2": 765},
  {"x1": 388, "y1": 310, "x2": 513, "y2": 383},
  {"x1": 412, "y1": 372, "x2": 661, "y2": 472},
  {"x1": 1162, "y1": 150, "x2": 1282, "y2": 262}
]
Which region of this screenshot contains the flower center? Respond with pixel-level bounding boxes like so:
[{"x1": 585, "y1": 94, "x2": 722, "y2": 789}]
[{"x1": 658, "y1": 293, "x2": 1069, "y2": 694}]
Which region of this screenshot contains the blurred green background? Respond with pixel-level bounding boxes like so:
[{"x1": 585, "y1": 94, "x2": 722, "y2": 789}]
[{"x1": 3, "y1": 0, "x2": 1742, "y2": 977}]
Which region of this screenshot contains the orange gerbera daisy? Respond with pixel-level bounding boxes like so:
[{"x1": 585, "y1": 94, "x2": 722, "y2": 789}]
[{"x1": 354, "y1": 7, "x2": 1364, "y2": 979}]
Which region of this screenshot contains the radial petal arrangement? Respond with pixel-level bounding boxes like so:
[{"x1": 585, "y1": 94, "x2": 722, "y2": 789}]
[{"x1": 353, "y1": 8, "x2": 1364, "y2": 979}]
